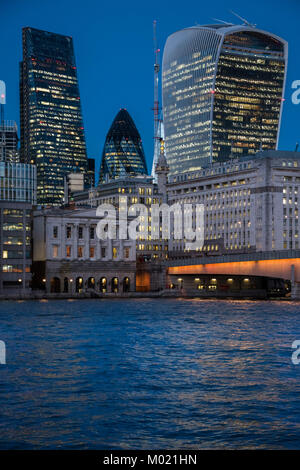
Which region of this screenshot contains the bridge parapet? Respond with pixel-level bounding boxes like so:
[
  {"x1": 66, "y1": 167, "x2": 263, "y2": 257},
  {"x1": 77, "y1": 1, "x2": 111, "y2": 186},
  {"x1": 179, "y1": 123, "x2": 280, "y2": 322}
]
[{"x1": 167, "y1": 250, "x2": 300, "y2": 283}]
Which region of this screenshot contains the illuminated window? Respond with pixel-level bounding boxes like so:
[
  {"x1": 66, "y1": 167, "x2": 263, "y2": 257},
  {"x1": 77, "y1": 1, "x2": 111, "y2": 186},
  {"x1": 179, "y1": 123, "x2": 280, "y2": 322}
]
[{"x1": 89, "y1": 246, "x2": 95, "y2": 258}]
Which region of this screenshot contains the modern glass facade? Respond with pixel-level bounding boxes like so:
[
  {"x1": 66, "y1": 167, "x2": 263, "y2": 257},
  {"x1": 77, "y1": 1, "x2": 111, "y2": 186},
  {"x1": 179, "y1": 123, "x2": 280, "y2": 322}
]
[
  {"x1": 20, "y1": 27, "x2": 88, "y2": 205},
  {"x1": 99, "y1": 109, "x2": 148, "y2": 183},
  {"x1": 0, "y1": 203, "x2": 32, "y2": 293},
  {"x1": 162, "y1": 25, "x2": 288, "y2": 176},
  {"x1": 0, "y1": 162, "x2": 36, "y2": 203},
  {"x1": 0, "y1": 121, "x2": 19, "y2": 162},
  {"x1": 0, "y1": 162, "x2": 36, "y2": 293}
]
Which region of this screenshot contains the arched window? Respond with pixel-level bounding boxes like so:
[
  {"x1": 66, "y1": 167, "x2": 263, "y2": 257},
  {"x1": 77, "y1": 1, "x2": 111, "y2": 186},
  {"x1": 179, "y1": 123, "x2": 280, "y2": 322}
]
[
  {"x1": 50, "y1": 277, "x2": 60, "y2": 293},
  {"x1": 63, "y1": 277, "x2": 69, "y2": 293},
  {"x1": 99, "y1": 277, "x2": 107, "y2": 293},
  {"x1": 111, "y1": 277, "x2": 119, "y2": 293},
  {"x1": 123, "y1": 277, "x2": 130, "y2": 292},
  {"x1": 76, "y1": 277, "x2": 83, "y2": 293},
  {"x1": 88, "y1": 277, "x2": 95, "y2": 289}
]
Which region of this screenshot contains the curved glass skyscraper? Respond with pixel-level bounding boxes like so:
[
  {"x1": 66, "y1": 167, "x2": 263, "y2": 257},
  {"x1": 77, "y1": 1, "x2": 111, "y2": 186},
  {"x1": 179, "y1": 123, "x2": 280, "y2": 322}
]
[
  {"x1": 162, "y1": 24, "x2": 288, "y2": 176},
  {"x1": 99, "y1": 109, "x2": 148, "y2": 183}
]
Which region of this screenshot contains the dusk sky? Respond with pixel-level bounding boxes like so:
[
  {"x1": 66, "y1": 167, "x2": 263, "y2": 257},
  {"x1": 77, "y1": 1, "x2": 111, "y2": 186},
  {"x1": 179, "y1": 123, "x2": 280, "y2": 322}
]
[{"x1": 1, "y1": 0, "x2": 299, "y2": 179}]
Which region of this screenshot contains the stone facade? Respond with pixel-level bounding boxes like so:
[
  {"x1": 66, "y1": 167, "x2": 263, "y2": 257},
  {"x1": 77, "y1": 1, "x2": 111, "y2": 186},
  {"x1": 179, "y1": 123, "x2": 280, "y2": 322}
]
[
  {"x1": 167, "y1": 150, "x2": 300, "y2": 254},
  {"x1": 73, "y1": 174, "x2": 168, "y2": 261},
  {"x1": 32, "y1": 205, "x2": 136, "y2": 294}
]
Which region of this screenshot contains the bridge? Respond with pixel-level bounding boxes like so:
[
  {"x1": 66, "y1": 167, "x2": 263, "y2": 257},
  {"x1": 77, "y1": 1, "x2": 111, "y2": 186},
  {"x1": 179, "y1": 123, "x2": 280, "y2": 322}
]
[{"x1": 166, "y1": 250, "x2": 300, "y2": 299}]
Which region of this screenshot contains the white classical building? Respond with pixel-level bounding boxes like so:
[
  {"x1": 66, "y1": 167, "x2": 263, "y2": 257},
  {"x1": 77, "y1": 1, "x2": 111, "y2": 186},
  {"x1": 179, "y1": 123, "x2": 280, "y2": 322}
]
[
  {"x1": 73, "y1": 173, "x2": 168, "y2": 261},
  {"x1": 32, "y1": 205, "x2": 136, "y2": 294},
  {"x1": 167, "y1": 150, "x2": 300, "y2": 254}
]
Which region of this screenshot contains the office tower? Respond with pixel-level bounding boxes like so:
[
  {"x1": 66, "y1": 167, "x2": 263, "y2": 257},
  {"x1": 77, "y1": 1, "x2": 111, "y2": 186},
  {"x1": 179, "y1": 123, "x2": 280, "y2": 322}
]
[
  {"x1": 0, "y1": 161, "x2": 36, "y2": 294},
  {"x1": 0, "y1": 121, "x2": 19, "y2": 162},
  {"x1": 87, "y1": 157, "x2": 95, "y2": 187},
  {"x1": 20, "y1": 27, "x2": 88, "y2": 205},
  {"x1": 99, "y1": 109, "x2": 148, "y2": 183},
  {"x1": 167, "y1": 150, "x2": 300, "y2": 253},
  {"x1": 162, "y1": 24, "x2": 288, "y2": 176}
]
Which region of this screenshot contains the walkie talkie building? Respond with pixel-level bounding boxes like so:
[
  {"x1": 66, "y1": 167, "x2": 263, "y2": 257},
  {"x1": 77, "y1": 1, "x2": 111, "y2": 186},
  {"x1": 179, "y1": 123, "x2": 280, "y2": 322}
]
[{"x1": 162, "y1": 24, "x2": 288, "y2": 176}]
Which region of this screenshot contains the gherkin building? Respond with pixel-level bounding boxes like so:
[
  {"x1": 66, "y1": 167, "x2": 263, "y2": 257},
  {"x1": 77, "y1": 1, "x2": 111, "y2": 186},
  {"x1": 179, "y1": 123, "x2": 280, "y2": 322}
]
[{"x1": 99, "y1": 109, "x2": 148, "y2": 183}]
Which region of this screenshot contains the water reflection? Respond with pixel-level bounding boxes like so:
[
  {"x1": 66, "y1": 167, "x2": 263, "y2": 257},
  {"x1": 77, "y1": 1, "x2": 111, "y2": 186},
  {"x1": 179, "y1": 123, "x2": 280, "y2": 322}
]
[{"x1": 0, "y1": 299, "x2": 300, "y2": 449}]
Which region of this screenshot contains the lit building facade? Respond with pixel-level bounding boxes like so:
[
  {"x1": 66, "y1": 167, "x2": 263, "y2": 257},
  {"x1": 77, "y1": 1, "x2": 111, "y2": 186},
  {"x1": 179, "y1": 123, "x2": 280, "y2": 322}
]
[
  {"x1": 0, "y1": 162, "x2": 36, "y2": 203},
  {"x1": 74, "y1": 175, "x2": 167, "y2": 261},
  {"x1": 99, "y1": 109, "x2": 148, "y2": 183},
  {"x1": 73, "y1": 174, "x2": 168, "y2": 291},
  {"x1": 167, "y1": 150, "x2": 300, "y2": 254},
  {"x1": 20, "y1": 27, "x2": 88, "y2": 205},
  {"x1": 162, "y1": 24, "x2": 288, "y2": 176},
  {"x1": 0, "y1": 162, "x2": 36, "y2": 295},
  {"x1": 32, "y1": 206, "x2": 136, "y2": 294},
  {"x1": 0, "y1": 121, "x2": 19, "y2": 162}
]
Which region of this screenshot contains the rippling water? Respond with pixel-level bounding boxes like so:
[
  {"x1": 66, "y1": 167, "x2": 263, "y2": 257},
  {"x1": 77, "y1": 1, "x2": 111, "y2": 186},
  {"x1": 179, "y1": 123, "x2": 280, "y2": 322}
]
[{"x1": 1, "y1": 299, "x2": 300, "y2": 449}]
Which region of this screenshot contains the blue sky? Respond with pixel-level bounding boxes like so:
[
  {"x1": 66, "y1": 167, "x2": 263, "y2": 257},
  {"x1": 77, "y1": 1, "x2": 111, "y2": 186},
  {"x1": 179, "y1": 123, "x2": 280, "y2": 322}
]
[{"x1": 1, "y1": 0, "x2": 299, "y2": 178}]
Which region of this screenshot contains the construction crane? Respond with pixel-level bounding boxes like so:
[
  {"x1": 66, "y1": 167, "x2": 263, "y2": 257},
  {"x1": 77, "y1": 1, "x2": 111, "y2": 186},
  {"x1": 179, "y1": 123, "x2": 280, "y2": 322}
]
[
  {"x1": 230, "y1": 10, "x2": 256, "y2": 28},
  {"x1": 153, "y1": 20, "x2": 160, "y2": 147},
  {"x1": 151, "y1": 20, "x2": 162, "y2": 181}
]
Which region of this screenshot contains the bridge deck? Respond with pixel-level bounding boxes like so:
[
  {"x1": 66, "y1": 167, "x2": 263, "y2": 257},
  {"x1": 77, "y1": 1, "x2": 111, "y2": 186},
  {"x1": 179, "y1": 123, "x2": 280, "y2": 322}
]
[{"x1": 167, "y1": 250, "x2": 300, "y2": 282}]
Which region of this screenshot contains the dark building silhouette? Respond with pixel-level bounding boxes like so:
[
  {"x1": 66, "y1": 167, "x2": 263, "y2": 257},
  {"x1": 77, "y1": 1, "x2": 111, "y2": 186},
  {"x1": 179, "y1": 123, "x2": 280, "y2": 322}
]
[
  {"x1": 87, "y1": 157, "x2": 95, "y2": 187},
  {"x1": 20, "y1": 27, "x2": 88, "y2": 205},
  {"x1": 99, "y1": 109, "x2": 148, "y2": 183}
]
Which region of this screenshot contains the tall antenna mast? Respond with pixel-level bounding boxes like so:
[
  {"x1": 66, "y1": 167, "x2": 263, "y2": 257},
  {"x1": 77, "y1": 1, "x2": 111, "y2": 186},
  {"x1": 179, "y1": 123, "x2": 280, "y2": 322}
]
[{"x1": 153, "y1": 20, "x2": 160, "y2": 155}]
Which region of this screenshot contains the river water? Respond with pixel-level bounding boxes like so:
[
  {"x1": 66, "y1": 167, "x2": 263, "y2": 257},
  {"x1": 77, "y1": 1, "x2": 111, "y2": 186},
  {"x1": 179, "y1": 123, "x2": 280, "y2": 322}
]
[{"x1": 0, "y1": 298, "x2": 300, "y2": 449}]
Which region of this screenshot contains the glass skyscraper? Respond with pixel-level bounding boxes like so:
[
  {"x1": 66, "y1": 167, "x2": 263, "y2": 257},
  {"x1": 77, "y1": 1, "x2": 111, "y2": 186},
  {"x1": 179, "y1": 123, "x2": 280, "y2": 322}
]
[
  {"x1": 162, "y1": 24, "x2": 288, "y2": 176},
  {"x1": 0, "y1": 162, "x2": 36, "y2": 294},
  {"x1": 0, "y1": 121, "x2": 19, "y2": 162},
  {"x1": 20, "y1": 27, "x2": 88, "y2": 205},
  {"x1": 99, "y1": 109, "x2": 148, "y2": 183}
]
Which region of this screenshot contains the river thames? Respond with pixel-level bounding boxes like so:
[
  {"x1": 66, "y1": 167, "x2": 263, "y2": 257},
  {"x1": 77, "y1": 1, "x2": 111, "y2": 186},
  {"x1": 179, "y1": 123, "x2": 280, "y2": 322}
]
[{"x1": 0, "y1": 298, "x2": 300, "y2": 449}]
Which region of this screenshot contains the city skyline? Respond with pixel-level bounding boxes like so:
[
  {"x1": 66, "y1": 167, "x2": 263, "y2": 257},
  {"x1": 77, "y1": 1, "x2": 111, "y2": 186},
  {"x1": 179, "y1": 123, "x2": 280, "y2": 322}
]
[{"x1": 1, "y1": 0, "x2": 299, "y2": 177}]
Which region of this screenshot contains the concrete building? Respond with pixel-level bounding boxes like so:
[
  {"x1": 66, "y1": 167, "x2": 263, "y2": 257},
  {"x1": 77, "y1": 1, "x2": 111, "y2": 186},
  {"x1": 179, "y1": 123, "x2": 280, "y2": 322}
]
[
  {"x1": 73, "y1": 174, "x2": 168, "y2": 261},
  {"x1": 167, "y1": 150, "x2": 300, "y2": 254},
  {"x1": 72, "y1": 173, "x2": 168, "y2": 291},
  {"x1": 32, "y1": 205, "x2": 136, "y2": 294}
]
